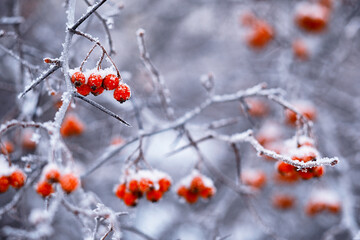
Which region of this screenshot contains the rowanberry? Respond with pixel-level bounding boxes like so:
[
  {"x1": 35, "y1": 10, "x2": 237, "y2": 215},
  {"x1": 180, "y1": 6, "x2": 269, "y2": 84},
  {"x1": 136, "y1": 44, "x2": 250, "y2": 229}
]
[
  {"x1": 0, "y1": 176, "x2": 10, "y2": 193},
  {"x1": 139, "y1": 178, "x2": 154, "y2": 193},
  {"x1": 22, "y1": 131, "x2": 37, "y2": 151},
  {"x1": 305, "y1": 202, "x2": 325, "y2": 216},
  {"x1": 146, "y1": 190, "x2": 162, "y2": 202},
  {"x1": 113, "y1": 83, "x2": 131, "y2": 103},
  {"x1": 1, "y1": 141, "x2": 14, "y2": 154},
  {"x1": 177, "y1": 186, "x2": 187, "y2": 197},
  {"x1": 60, "y1": 173, "x2": 79, "y2": 194},
  {"x1": 87, "y1": 73, "x2": 103, "y2": 91},
  {"x1": 103, "y1": 74, "x2": 120, "y2": 90},
  {"x1": 293, "y1": 39, "x2": 309, "y2": 61},
  {"x1": 313, "y1": 166, "x2": 324, "y2": 178},
  {"x1": 128, "y1": 180, "x2": 140, "y2": 193},
  {"x1": 295, "y1": 3, "x2": 329, "y2": 33},
  {"x1": 242, "y1": 170, "x2": 267, "y2": 189},
  {"x1": 45, "y1": 168, "x2": 61, "y2": 183},
  {"x1": 123, "y1": 192, "x2": 138, "y2": 207},
  {"x1": 272, "y1": 194, "x2": 295, "y2": 210},
  {"x1": 246, "y1": 20, "x2": 274, "y2": 49},
  {"x1": 158, "y1": 178, "x2": 171, "y2": 192},
  {"x1": 298, "y1": 169, "x2": 313, "y2": 180},
  {"x1": 91, "y1": 86, "x2": 104, "y2": 96},
  {"x1": 245, "y1": 99, "x2": 269, "y2": 117},
  {"x1": 71, "y1": 72, "x2": 86, "y2": 87},
  {"x1": 9, "y1": 170, "x2": 26, "y2": 189},
  {"x1": 189, "y1": 176, "x2": 205, "y2": 193},
  {"x1": 76, "y1": 84, "x2": 92, "y2": 96},
  {"x1": 115, "y1": 183, "x2": 126, "y2": 199},
  {"x1": 277, "y1": 162, "x2": 295, "y2": 176},
  {"x1": 36, "y1": 181, "x2": 54, "y2": 198},
  {"x1": 184, "y1": 190, "x2": 199, "y2": 204},
  {"x1": 60, "y1": 115, "x2": 84, "y2": 137},
  {"x1": 200, "y1": 187, "x2": 215, "y2": 199}
]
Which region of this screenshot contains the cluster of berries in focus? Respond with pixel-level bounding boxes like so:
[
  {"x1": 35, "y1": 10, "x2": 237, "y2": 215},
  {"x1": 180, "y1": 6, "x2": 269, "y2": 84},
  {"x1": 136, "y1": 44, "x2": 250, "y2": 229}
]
[
  {"x1": 114, "y1": 169, "x2": 172, "y2": 207},
  {"x1": 0, "y1": 160, "x2": 27, "y2": 193},
  {"x1": 276, "y1": 136, "x2": 324, "y2": 181},
  {"x1": 176, "y1": 170, "x2": 216, "y2": 204},
  {"x1": 36, "y1": 164, "x2": 80, "y2": 198},
  {"x1": 69, "y1": 68, "x2": 131, "y2": 103}
]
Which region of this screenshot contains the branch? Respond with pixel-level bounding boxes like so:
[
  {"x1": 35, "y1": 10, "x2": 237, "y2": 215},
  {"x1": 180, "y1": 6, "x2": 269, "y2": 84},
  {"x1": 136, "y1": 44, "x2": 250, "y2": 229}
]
[{"x1": 73, "y1": 92, "x2": 130, "y2": 126}]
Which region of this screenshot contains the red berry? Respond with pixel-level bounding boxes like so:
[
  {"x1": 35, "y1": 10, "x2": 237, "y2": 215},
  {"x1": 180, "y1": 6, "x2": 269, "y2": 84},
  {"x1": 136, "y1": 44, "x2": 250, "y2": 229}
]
[
  {"x1": 0, "y1": 176, "x2": 10, "y2": 193},
  {"x1": 76, "y1": 84, "x2": 92, "y2": 96},
  {"x1": 177, "y1": 186, "x2": 187, "y2": 197},
  {"x1": 123, "y1": 192, "x2": 138, "y2": 207},
  {"x1": 115, "y1": 183, "x2": 126, "y2": 199},
  {"x1": 22, "y1": 131, "x2": 37, "y2": 151},
  {"x1": 139, "y1": 178, "x2": 154, "y2": 193},
  {"x1": 184, "y1": 190, "x2": 199, "y2": 204},
  {"x1": 298, "y1": 169, "x2": 313, "y2": 180},
  {"x1": 36, "y1": 181, "x2": 54, "y2": 198},
  {"x1": 158, "y1": 178, "x2": 171, "y2": 192},
  {"x1": 60, "y1": 173, "x2": 79, "y2": 194},
  {"x1": 242, "y1": 170, "x2": 267, "y2": 189},
  {"x1": 272, "y1": 194, "x2": 296, "y2": 210},
  {"x1": 200, "y1": 187, "x2": 215, "y2": 199},
  {"x1": 277, "y1": 162, "x2": 295, "y2": 175},
  {"x1": 189, "y1": 176, "x2": 205, "y2": 193},
  {"x1": 327, "y1": 203, "x2": 341, "y2": 214},
  {"x1": 313, "y1": 166, "x2": 324, "y2": 178},
  {"x1": 88, "y1": 73, "x2": 103, "y2": 91},
  {"x1": 128, "y1": 180, "x2": 140, "y2": 193},
  {"x1": 146, "y1": 190, "x2": 163, "y2": 202},
  {"x1": 295, "y1": 3, "x2": 329, "y2": 33},
  {"x1": 9, "y1": 170, "x2": 26, "y2": 189},
  {"x1": 71, "y1": 72, "x2": 86, "y2": 87},
  {"x1": 113, "y1": 83, "x2": 131, "y2": 103},
  {"x1": 60, "y1": 115, "x2": 84, "y2": 137},
  {"x1": 246, "y1": 20, "x2": 274, "y2": 49},
  {"x1": 91, "y1": 86, "x2": 104, "y2": 96},
  {"x1": 45, "y1": 169, "x2": 61, "y2": 183},
  {"x1": 103, "y1": 74, "x2": 120, "y2": 90},
  {"x1": 305, "y1": 202, "x2": 325, "y2": 216},
  {"x1": 1, "y1": 141, "x2": 14, "y2": 154}
]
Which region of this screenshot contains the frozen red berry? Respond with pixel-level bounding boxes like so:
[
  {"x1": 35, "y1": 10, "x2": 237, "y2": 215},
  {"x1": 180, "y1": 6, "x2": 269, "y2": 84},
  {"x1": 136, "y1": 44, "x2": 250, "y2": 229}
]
[
  {"x1": 60, "y1": 173, "x2": 79, "y2": 194},
  {"x1": 177, "y1": 186, "x2": 187, "y2": 197},
  {"x1": 60, "y1": 115, "x2": 84, "y2": 137},
  {"x1": 71, "y1": 72, "x2": 86, "y2": 87},
  {"x1": 200, "y1": 187, "x2": 215, "y2": 199},
  {"x1": 189, "y1": 176, "x2": 205, "y2": 193},
  {"x1": 184, "y1": 190, "x2": 199, "y2": 204},
  {"x1": 272, "y1": 194, "x2": 296, "y2": 210},
  {"x1": 146, "y1": 190, "x2": 163, "y2": 202},
  {"x1": 36, "y1": 181, "x2": 54, "y2": 198},
  {"x1": 45, "y1": 168, "x2": 61, "y2": 183},
  {"x1": 128, "y1": 180, "x2": 140, "y2": 193},
  {"x1": 87, "y1": 73, "x2": 103, "y2": 91},
  {"x1": 123, "y1": 192, "x2": 138, "y2": 207},
  {"x1": 158, "y1": 178, "x2": 171, "y2": 192},
  {"x1": 76, "y1": 84, "x2": 92, "y2": 96},
  {"x1": 139, "y1": 178, "x2": 154, "y2": 193},
  {"x1": 91, "y1": 86, "x2": 104, "y2": 96},
  {"x1": 0, "y1": 176, "x2": 10, "y2": 193},
  {"x1": 114, "y1": 83, "x2": 131, "y2": 103},
  {"x1": 103, "y1": 74, "x2": 120, "y2": 90},
  {"x1": 313, "y1": 166, "x2": 324, "y2": 178},
  {"x1": 298, "y1": 169, "x2": 313, "y2": 180},
  {"x1": 9, "y1": 170, "x2": 26, "y2": 189},
  {"x1": 115, "y1": 183, "x2": 126, "y2": 199}
]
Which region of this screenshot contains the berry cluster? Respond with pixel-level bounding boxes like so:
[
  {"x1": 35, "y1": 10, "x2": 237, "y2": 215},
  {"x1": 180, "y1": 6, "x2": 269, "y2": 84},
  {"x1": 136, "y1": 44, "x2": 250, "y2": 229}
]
[
  {"x1": 36, "y1": 164, "x2": 79, "y2": 198},
  {"x1": 241, "y1": 169, "x2": 267, "y2": 189},
  {"x1": 69, "y1": 68, "x2": 131, "y2": 103},
  {"x1": 176, "y1": 170, "x2": 216, "y2": 204},
  {"x1": 114, "y1": 169, "x2": 172, "y2": 207},
  {"x1": 240, "y1": 12, "x2": 274, "y2": 49},
  {"x1": 0, "y1": 160, "x2": 26, "y2": 193},
  {"x1": 305, "y1": 190, "x2": 341, "y2": 216},
  {"x1": 276, "y1": 136, "x2": 324, "y2": 181},
  {"x1": 60, "y1": 114, "x2": 84, "y2": 137}
]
